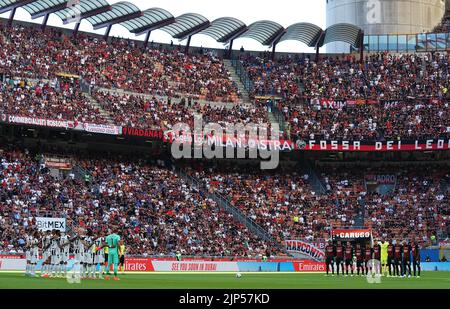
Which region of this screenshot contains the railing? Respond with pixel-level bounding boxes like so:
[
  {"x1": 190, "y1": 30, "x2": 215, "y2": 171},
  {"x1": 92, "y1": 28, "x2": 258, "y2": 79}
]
[
  {"x1": 300, "y1": 161, "x2": 327, "y2": 195},
  {"x1": 230, "y1": 59, "x2": 254, "y2": 93},
  {"x1": 271, "y1": 104, "x2": 286, "y2": 133},
  {"x1": 176, "y1": 167, "x2": 282, "y2": 250},
  {"x1": 80, "y1": 78, "x2": 92, "y2": 94},
  {"x1": 354, "y1": 196, "x2": 366, "y2": 228},
  {"x1": 71, "y1": 164, "x2": 89, "y2": 181},
  {"x1": 363, "y1": 32, "x2": 450, "y2": 53}
]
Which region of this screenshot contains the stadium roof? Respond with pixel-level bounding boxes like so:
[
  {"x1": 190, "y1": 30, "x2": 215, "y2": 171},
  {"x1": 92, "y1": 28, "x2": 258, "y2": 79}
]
[
  {"x1": 279, "y1": 22, "x2": 323, "y2": 47},
  {"x1": 239, "y1": 20, "x2": 285, "y2": 46},
  {"x1": 0, "y1": 0, "x2": 35, "y2": 14},
  {"x1": 159, "y1": 13, "x2": 210, "y2": 40},
  {"x1": 23, "y1": 0, "x2": 69, "y2": 19},
  {"x1": 319, "y1": 23, "x2": 363, "y2": 47},
  {"x1": 199, "y1": 17, "x2": 247, "y2": 43},
  {"x1": 0, "y1": 0, "x2": 363, "y2": 48},
  {"x1": 85, "y1": 1, "x2": 141, "y2": 30},
  {"x1": 120, "y1": 7, "x2": 174, "y2": 35},
  {"x1": 54, "y1": 0, "x2": 111, "y2": 25}
]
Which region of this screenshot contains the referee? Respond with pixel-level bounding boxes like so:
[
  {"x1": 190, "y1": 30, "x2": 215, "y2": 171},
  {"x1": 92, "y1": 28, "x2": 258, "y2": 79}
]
[{"x1": 118, "y1": 240, "x2": 126, "y2": 274}]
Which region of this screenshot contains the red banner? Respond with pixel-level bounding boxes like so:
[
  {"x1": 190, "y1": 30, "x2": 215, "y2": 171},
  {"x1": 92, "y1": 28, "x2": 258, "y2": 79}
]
[
  {"x1": 295, "y1": 139, "x2": 450, "y2": 151},
  {"x1": 292, "y1": 260, "x2": 326, "y2": 272},
  {"x1": 121, "y1": 127, "x2": 169, "y2": 141},
  {"x1": 124, "y1": 258, "x2": 154, "y2": 272}
]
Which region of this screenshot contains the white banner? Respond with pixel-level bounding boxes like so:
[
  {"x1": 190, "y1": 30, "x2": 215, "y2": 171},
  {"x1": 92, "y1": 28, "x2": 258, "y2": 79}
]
[
  {"x1": 151, "y1": 261, "x2": 239, "y2": 272},
  {"x1": 83, "y1": 123, "x2": 122, "y2": 135},
  {"x1": 7, "y1": 115, "x2": 75, "y2": 129},
  {"x1": 36, "y1": 217, "x2": 66, "y2": 231},
  {"x1": 285, "y1": 240, "x2": 325, "y2": 261}
]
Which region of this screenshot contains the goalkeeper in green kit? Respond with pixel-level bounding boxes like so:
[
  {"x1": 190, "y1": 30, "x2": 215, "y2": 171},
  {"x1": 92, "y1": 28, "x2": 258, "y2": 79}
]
[{"x1": 97, "y1": 227, "x2": 121, "y2": 281}]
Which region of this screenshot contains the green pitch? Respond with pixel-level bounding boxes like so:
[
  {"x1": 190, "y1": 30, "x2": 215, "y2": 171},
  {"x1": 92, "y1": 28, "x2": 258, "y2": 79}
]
[{"x1": 0, "y1": 272, "x2": 448, "y2": 289}]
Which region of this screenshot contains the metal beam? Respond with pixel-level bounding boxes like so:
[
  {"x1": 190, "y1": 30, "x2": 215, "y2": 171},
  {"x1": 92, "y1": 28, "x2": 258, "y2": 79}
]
[
  {"x1": 227, "y1": 39, "x2": 234, "y2": 59},
  {"x1": 104, "y1": 24, "x2": 112, "y2": 40},
  {"x1": 92, "y1": 11, "x2": 143, "y2": 30},
  {"x1": 73, "y1": 22, "x2": 80, "y2": 37},
  {"x1": 224, "y1": 26, "x2": 249, "y2": 45},
  {"x1": 134, "y1": 17, "x2": 175, "y2": 36},
  {"x1": 41, "y1": 12, "x2": 49, "y2": 31},
  {"x1": 143, "y1": 30, "x2": 151, "y2": 49},
  {"x1": 315, "y1": 45, "x2": 320, "y2": 63},
  {"x1": 359, "y1": 31, "x2": 364, "y2": 63},
  {"x1": 217, "y1": 25, "x2": 248, "y2": 43},
  {"x1": 264, "y1": 28, "x2": 285, "y2": 46},
  {"x1": 8, "y1": 7, "x2": 16, "y2": 26},
  {"x1": 185, "y1": 35, "x2": 192, "y2": 54},
  {"x1": 270, "y1": 30, "x2": 285, "y2": 60},
  {"x1": 175, "y1": 21, "x2": 210, "y2": 40}
]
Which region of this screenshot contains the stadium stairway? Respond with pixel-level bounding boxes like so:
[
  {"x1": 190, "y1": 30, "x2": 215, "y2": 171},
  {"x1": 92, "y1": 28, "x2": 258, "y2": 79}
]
[
  {"x1": 299, "y1": 161, "x2": 327, "y2": 195},
  {"x1": 82, "y1": 93, "x2": 115, "y2": 125},
  {"x1": 175, "y1": 166, "x2": 284, "y2": 251},
  {"x1": 223, "y1": 59, "x2": 251, "y2": 104},
  {"x1": 353, "y1": 196, "x2": 366, "y2": 228}
]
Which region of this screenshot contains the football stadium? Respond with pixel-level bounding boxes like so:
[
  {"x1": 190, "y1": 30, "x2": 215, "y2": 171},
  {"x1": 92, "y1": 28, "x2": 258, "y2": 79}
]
[{"x1": 0, "y1": 0, "x2": 449, "y2": 296}]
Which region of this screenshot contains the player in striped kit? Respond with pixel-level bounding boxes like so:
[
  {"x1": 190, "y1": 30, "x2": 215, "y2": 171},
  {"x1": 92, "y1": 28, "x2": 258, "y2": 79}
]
[
  {"x1": 49, "y1": 230, "x2": 62, "y2": 277},
  {"x1": 41, "y1": 230, "x2": 53, "y2": 278},
  {"x1": 83, "y1": 235, "x2": 96, "y2": 279},
  {"x1": 72, "y1": 231, "x2": 86, "y2": 278},
  {"x1": 25, "y1": 231, "x2": 40, "y2": 277},
  {"x1": 94, "y1": 237, "x2": 106, "y2": 279},
  {"x1": 59, "y1": 232, "x2": 71, "y2": 278}
]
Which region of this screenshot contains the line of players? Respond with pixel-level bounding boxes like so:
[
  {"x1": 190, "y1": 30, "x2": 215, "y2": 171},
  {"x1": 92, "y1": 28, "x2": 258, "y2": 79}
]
[
  {"x1": 24, "y1": 229, "x2": 122, "y2": 279},
  {"x1": 324, "y1": 239, "x2": 421, "y2": 278}
]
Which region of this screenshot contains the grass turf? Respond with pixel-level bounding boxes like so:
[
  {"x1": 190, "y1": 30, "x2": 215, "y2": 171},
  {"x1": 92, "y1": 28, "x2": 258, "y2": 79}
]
[{"x1": 0, "y1": 271, "x2": 449, "y2": 289}]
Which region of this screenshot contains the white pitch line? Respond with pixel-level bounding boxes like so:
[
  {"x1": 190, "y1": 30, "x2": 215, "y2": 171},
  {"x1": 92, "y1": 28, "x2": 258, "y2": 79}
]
[{"x1": 0, "y1": 271, "x2": 322, "y2": 275}]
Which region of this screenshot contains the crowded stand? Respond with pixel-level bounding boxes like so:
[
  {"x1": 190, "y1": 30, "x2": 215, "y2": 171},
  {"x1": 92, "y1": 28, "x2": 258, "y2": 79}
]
[
  {"x1": 282, "y1": 97, "x2": 449, "y2": 141},
  {"x1": 0, "y1": 18, "x2": 449, "y2": 263},
  {"x1": 364, "y1": 167, "x2": 449, "y2": 243},
  {"x1": 241, "y1": 52, "x2": 450, "y2": 140},
  {"x1": 185, "y1": 163, "x2": 359, "y2": 242},
  {"x1": 0, "y1": 23, "x2": 240, "y2": 102},
  {"x1": 240, "y1": 52, "x2": 450, "y2": 101},
  {"x1": 0, "y1": 79, "x2": 107, "y2": 124},
  {"x1": 184, "y1": 162, "x2": 448, "y2": 246},
  {"x1": 92, "y1": 90, "x2": 270, "y2": 130},
  {"x1": 0, "y1": 147, "x2": 270, "y2": 257}
]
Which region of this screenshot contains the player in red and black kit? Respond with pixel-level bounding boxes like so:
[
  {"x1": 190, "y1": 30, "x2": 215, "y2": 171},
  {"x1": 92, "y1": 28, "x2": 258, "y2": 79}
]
[
  {"x1": 364, "y1": 243, "x2": 373, "y2": 275},
  {"x1": 355, "y1": 243, "x2": 364, "y2": 275},
  {"x1": 387, "y1": 241, "x2": 395, "y2": 276},
  {"x1": 393, "y1": 240, "x2": 403, "y2": 277},
  {"x1": 411, "y1": 241, "x2": 421, "y2": 277},
  {"x1": 373, "y1": 240, "x2": 381, "y2": 274},
  {"x1": 335, "y1": 241, "x2": 345, "y2": 276},
  {"x1": 402, "y1": 241, "x2": 412, "y2": 277},
  {"x1": 344, "y1": 241, "x2": 354, "y2": 276},
  {"x1": 325, "y1": 240, "x2": 335, "y2": 276}
]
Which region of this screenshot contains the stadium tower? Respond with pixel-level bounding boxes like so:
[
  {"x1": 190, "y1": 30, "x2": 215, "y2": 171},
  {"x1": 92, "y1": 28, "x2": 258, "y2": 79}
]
[{"x1": 326, "y1": 0, "x2": 446, "y2": 52}]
